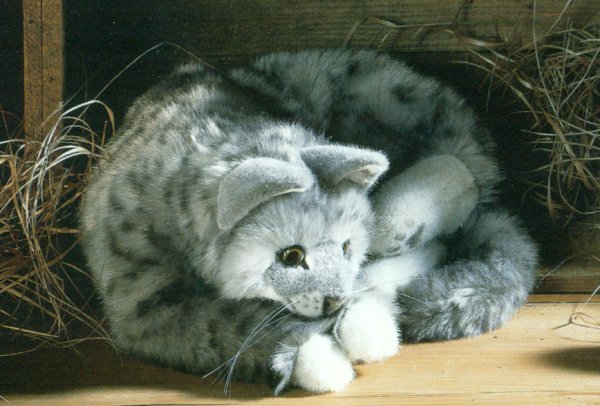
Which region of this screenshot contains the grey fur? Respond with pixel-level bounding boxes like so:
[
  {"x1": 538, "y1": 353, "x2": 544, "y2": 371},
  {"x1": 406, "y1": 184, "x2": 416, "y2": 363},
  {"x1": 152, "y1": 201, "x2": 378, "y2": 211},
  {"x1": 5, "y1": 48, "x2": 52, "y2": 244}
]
[{"x1": 80, "y1": 49, "x2": 537, "y2": 393}]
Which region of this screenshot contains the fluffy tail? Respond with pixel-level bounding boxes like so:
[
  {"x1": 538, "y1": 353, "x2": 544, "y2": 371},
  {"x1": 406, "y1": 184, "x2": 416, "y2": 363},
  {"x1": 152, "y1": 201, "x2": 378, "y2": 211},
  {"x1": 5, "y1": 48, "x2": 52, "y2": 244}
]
[{"x1": 397, "y1": 208, "x2": 537, "y2": 342}]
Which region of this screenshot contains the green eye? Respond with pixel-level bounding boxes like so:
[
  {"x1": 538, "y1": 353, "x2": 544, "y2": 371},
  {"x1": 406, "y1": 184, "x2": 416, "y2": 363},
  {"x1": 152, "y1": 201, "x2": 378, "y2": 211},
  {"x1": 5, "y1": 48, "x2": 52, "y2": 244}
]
[
  {"x1": 278, "y1": 245, "x2": 306, "y2": 267},
  {"x1": 342, "y1": 240, "x2": 351, "y2": 256}
]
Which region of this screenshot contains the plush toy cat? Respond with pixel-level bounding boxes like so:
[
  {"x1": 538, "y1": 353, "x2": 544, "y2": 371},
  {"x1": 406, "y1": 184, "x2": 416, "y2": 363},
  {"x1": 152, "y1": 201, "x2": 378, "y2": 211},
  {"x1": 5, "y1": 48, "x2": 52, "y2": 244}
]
[{"x1": 80, "y1": 49, "x2": 537, "y2": 394}]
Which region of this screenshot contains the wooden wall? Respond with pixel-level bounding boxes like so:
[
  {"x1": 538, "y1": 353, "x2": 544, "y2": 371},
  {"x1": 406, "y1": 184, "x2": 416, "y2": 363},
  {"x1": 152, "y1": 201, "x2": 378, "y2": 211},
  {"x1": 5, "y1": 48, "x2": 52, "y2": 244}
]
[
  {"x1": 23, "y1": 0, "x2": 63, "y2": 137},
  {"x1": 62, "y1": 0, "x2": 600, "y2": 124}
]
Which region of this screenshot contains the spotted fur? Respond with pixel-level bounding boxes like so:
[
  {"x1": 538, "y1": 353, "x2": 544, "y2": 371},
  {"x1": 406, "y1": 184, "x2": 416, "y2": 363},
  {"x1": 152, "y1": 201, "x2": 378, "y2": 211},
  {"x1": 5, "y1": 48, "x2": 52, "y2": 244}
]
[{"x1": 80, "y1": 49, "x2": 537, "y2": 394}]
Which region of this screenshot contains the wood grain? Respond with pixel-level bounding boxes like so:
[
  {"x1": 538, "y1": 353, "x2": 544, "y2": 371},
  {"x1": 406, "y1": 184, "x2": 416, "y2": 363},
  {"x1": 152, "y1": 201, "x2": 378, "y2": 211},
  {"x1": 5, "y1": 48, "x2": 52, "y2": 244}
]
[
  {"x1": 2, "y1": 297, "x2": 599, "y2": 405},
  {"x1": 536, "y1": 261, "x2": 600, "y2": 294},
  {"x1": 23, "y1": 0, "x2": 63, "y2": 139},
  {"x1": 66, "y1": 0, "x2": 600, "y2": 59}
]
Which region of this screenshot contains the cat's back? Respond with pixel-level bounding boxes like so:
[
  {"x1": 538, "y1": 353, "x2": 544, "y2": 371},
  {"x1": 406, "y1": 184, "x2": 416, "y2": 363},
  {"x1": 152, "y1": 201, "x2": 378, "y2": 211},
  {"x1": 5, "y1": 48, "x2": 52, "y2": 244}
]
[{"x1": 80, "y1": 61, "x2": 322, "y2": 267}]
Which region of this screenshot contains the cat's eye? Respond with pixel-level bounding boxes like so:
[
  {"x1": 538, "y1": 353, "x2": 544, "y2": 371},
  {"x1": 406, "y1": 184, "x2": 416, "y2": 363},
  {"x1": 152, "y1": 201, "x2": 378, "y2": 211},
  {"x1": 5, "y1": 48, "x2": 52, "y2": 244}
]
[
  {"x1": 342, "y1": 240, "x2": 351, "y2": 256},
  {"x1": 278, "y1": 245, "x2": 306, "y2": 267}
]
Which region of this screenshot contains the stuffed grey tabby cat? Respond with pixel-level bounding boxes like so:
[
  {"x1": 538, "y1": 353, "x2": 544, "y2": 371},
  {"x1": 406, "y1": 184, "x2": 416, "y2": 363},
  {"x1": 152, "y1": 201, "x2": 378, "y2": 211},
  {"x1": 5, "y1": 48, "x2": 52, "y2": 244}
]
[{"x1": 80, "y1": 49, "x2": 537, "y2": 394}]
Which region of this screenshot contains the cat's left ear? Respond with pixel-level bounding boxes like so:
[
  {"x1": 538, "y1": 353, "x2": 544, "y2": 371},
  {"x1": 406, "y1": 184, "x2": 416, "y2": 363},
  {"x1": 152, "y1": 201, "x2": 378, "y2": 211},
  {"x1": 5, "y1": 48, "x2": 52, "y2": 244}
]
[
  {"x1": 217, "y1": 157, "x2": 315, "y2": 230},
  {"x1": 301, "y1": 145, "x2": 389, "y2": 189}
]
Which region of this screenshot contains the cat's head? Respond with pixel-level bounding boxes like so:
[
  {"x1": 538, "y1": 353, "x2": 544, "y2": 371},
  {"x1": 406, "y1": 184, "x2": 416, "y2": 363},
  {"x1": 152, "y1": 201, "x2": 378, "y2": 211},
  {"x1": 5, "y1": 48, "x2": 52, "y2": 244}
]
[{"x1": 214, "y1": 144, "x2": 388, "y2": 318}]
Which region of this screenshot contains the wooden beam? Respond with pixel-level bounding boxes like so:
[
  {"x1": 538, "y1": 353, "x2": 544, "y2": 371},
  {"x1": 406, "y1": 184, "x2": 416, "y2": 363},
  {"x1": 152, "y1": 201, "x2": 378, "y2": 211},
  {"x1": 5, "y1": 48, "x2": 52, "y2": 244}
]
[
  {"x1": 536, "y1": 261, "x2": 600, "y2": 294},
  {"x1": 23, "y1": 0, "x2": 64, "y2": 140}
]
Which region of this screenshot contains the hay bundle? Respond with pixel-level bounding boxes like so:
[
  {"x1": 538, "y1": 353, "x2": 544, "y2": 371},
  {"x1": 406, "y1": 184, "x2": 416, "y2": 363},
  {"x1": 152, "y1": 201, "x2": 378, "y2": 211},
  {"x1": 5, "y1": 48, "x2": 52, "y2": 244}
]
[
  {"x1": 466, "y1": 23, "x2": 600, "y2": 224},
  {"x1": 0, "y1": 102, "x2": 111, "y2": 353}
]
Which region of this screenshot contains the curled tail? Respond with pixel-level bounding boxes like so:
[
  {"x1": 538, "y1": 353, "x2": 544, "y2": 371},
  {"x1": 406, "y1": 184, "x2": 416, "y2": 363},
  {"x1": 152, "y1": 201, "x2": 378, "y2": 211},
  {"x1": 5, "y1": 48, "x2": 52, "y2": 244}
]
[{"x1": 397, "y1": 208, "x2": 538, "y2": 342}]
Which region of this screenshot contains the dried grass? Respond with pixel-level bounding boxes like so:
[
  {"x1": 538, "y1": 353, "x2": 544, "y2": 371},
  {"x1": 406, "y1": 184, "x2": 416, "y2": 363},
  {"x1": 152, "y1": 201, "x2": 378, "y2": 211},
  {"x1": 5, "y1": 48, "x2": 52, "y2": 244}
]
[
  {"x1": 0, "y1": 101, "x2": 113, "y2": 354},
  {"x1": 0, "y1": 42, "x2": 211, "y2": 353},
  {"x1": 463, "y1": 23, "x2": 600, "y2": 224}
]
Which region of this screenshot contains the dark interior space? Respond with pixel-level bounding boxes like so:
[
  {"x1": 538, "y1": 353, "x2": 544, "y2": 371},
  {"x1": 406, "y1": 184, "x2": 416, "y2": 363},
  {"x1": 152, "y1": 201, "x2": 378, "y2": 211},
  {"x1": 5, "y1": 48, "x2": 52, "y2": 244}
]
[{"x1": 0, "y1": 1, "x2": 24, "y2": 126}]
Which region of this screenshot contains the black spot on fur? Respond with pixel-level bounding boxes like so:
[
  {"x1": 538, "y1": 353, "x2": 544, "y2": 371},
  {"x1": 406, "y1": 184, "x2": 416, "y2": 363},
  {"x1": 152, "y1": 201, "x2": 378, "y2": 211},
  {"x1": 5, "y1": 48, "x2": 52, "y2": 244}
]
[
  {"x1": 163, "y1": 174, "x2": 175, "y2": 203},
  {"x1": 108, "y1": 230, "x2": 129, "y2": 258},
  {"x1": 236, "y1": 313, "x2": 256, "y2": 336},
  {"x1": 108, "y1": 228, "x2": 161, "y2": 266},
  {"x1": 246, "y1": 66, "x2": 285, "y2": 93},
  {"x1": 221, "y1": 300, "x2": 240, "y2": 321},
  {"x1": 164, "y1": 186, "x2": 173, "y2": 202},
  {"x1": 136, "y1": 279, "x2": 195, "y2": 318},
  {"x1": 393, "y1": 84, "x2": 418, "y2": 104},
  {"x1": 346, "y1": 60, "x2": 360, "y2": 76},
  {"x1": 123, "y1": 270, "x2": 141, "y2": 279},
  {"x1": 126, "y1": 170, "x2": 146, "y2": 195},
  {"x1": 208, "y1": 319, "x2": 219, "y2": 348},
  {"x1": 121, "y1": 221, "x2": 135, "y2": 232},
  {"x1": 394, "y1": 233, "x2": 407, "y2": 242},
  {"x1": 108, "y1": 191, "x2": 125, "y2": 212},
  {"x1": 407, "y1": 224, "x2": 425, "y2": 249},
  {"x1": 146, "y1": 224, "x2": 178, "y2": 255}
]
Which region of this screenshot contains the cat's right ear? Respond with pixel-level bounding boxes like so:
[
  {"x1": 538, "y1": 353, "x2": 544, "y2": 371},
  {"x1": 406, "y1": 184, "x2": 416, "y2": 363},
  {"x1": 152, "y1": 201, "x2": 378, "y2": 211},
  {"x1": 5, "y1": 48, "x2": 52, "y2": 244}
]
[
  {"x1": 301, "y1": 145, "x2": 389, "y2": 189},
  {"x1": 217, "y1": 158, "x2": 314, "y2": 230}
]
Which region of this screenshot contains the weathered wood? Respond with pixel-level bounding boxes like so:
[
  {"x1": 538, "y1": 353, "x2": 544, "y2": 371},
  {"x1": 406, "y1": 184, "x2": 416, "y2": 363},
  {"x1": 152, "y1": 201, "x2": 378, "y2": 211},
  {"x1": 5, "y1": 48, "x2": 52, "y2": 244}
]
[
  {"x1": 2, "y1": 298, "x2": 599, "y2": 405},
  {"x1": 23, "y1": 0, "x2": 64, "y2": 139},
  {"x1": 536, "y1": 261, "x2": 600, "y2": 294},
  {"x1": 68, "y1": 0, "x2": 600, "y2": 58}
]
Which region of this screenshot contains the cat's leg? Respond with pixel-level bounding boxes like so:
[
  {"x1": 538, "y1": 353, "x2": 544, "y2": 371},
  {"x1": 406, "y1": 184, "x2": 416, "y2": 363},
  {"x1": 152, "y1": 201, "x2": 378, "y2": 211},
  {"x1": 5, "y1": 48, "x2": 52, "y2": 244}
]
[
  {"x1": 359, "y1": 240, "x2": 446, "y2": 295},
  {"x1": 329, "y1": 241, "x2": 443, "y2": 363},
  {"x1": 370, "y1": 154, "x2": 478, "y2": 257},
  {"x1": 396, "y1": 208, "x2": 537, "y2": 342}
]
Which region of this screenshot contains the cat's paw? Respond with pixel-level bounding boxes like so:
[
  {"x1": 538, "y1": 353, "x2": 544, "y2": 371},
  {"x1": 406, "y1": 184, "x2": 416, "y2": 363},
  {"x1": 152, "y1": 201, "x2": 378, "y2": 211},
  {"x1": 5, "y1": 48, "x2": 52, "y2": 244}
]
[
  {"x1": 334, "y1": 298, "x2": 399, "y2": 363},
  {"x1": 373, "y1": 218, "x2": 427, "y2": 256},
  {"x1": 370, "y1": 154, "x2": 478, "y2": 257},
  {"x1": 291, "y1": 334, "x2": 354, "y2": 393}
]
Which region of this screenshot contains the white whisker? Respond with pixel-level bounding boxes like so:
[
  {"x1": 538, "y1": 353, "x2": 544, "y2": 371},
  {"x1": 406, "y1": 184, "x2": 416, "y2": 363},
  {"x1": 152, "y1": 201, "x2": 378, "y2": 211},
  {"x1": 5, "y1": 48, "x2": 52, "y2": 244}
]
[
  {"x1": 351, "y1": 276, "x2": 442, "y2": 312},
  {"x1": 203, "y1": 298, "x2": 300, "y2": 395}
]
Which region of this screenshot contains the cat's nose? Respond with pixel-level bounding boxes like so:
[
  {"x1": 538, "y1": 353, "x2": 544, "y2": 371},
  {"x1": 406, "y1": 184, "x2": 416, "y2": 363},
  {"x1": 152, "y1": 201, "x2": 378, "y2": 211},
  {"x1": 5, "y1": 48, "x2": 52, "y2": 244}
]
[{"x1": 323, "y1": 296, "x2": 345, "y2": 315}]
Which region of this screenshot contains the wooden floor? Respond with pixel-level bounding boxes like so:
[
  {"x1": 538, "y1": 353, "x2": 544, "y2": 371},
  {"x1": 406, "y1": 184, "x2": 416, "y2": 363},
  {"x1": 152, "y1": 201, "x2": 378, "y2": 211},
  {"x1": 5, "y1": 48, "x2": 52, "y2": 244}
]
[{"x1": 1, "y1": 295, "x2": 599, "y2": 405}]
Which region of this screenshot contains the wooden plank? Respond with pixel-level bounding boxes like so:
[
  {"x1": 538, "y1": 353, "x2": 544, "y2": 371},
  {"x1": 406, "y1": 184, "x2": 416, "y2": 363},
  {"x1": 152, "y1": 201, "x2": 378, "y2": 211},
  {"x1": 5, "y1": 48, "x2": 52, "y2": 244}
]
[
  {"x1": 535, "y1": 260, "x2": 600, "y2": 294},
  {"x1": 65, "y1": 0, "x2": 600, "y2": 62},
  {"x1": 23, "y1": 0, "x2": 42, "y2": 138},
  {"x1": 23, "y1": 0, "x2": 64, "y2": 139},
  {"x1": 167, "y1": 0, "x2": 597, "y2": 54},
  {"x1": 1, "y1": 300, "x2": 599, "y2": 405},
  {"x1": 528, "y1": 294, "x2": 600, "y2": 303}
]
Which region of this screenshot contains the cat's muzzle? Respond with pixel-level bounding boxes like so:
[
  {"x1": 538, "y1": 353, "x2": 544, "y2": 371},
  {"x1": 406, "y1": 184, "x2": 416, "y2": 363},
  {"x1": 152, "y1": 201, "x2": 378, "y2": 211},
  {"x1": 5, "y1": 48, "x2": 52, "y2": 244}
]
[{"x1": 289, "y1": 292, "x2": 347, "y2": 318}]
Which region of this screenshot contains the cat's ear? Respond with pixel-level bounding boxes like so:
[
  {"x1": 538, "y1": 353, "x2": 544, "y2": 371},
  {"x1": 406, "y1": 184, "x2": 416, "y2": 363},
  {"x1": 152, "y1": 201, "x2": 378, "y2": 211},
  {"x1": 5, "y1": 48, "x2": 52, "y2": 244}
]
[
  {"x1": 217, "y1": 157, "x2": 314, "y2": 230},
  {"x1": 301, "y1": 145, "x2": 389, "y2": 189}
]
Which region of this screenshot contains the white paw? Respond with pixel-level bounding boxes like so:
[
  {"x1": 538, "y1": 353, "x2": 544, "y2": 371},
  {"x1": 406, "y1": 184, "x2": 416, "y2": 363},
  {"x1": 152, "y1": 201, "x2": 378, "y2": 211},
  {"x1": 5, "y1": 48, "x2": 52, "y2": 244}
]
[
  {"x1": 292, "y1": 334, "x2": 354, "y2": 393},
  {"x1": 371, "y1": 154, "x2": 478, "y2": 256},
  {"x1": 335, "y1": 299, "x2": 399, "y2": 363}
]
